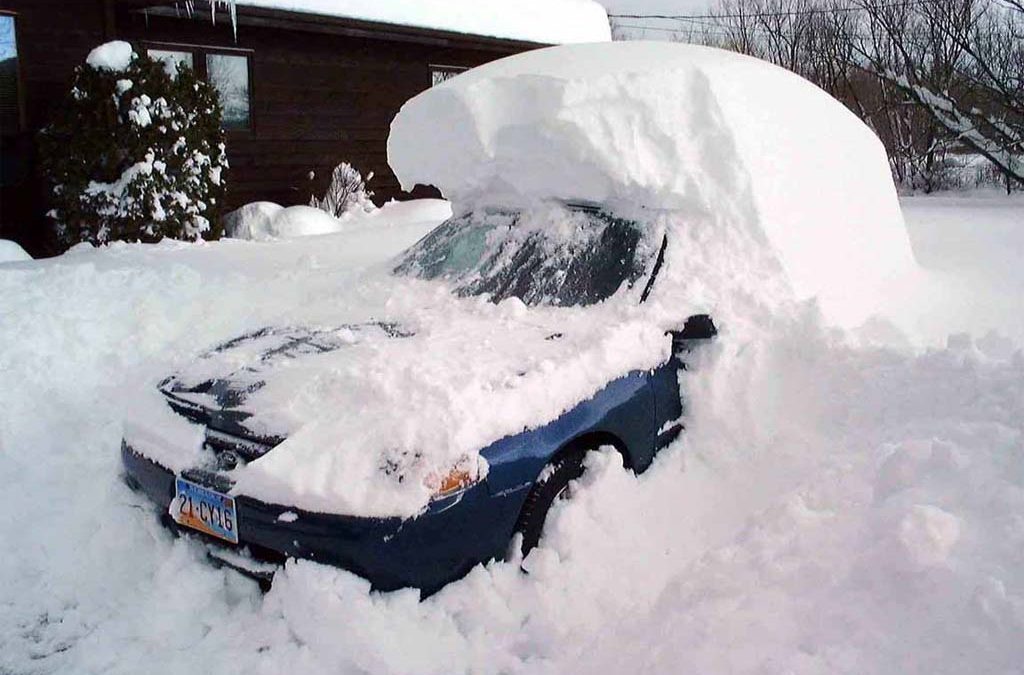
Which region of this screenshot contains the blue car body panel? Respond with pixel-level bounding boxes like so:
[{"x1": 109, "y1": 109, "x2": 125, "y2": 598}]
[
  {"x1": 122, "y1": 352, "x2": 690, "y2": 594},
  {"x1": 481, "y1": 370, "x2": 656, "y2": 496}
]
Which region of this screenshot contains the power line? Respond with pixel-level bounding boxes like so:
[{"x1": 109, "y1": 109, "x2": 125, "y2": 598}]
[
  {"x1": 612, "y1": 20, "x2": 929, "y2": 44},
  {"x1": 614, "y1": 20, "x2": 830, "y2": 38},
  {"x1": 607, "y1": 0, "x2": 928, "y2": 21}
]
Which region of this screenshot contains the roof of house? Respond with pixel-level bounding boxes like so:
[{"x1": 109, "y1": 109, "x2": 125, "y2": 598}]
[{"x1": 217, "y1": 0, "x2": 611, "y2": 44}]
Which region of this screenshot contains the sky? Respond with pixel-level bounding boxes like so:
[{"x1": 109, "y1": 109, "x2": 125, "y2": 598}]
[
  {"x1": 601, "y1": 0, "x2": 714, "y2": 13},
  {"x1": 599, "y1": 0, "x2": 717, "y2": 40}
]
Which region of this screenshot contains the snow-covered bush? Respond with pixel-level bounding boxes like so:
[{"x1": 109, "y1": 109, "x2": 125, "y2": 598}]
[
  {"x1": 309, "y1": 162, "x2": 376, "y2": 218},
  {"x1": 39, "y1": 41, "x2": 228, "y2": 250}
]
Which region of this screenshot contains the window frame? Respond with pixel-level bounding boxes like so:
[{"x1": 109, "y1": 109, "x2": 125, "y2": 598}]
[
  {"x1": 429, "y1": 63, "x2": 468, "y2": 88},
  {"x1": 142, "y1": 41, "x2": 255, "y2": 135},
  {"x1": 0, "y1": 10, "x2": 25, "y2": 135}
]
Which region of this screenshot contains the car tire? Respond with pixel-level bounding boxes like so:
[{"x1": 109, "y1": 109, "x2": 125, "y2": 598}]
[{"x1": 513, "y1": 446, "x2": 588, "y2": 558}]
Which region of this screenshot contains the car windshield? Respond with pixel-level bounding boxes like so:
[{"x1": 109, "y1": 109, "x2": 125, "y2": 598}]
[{"x1": 393, "y1": 206, "x2": 656, "y2": 307}]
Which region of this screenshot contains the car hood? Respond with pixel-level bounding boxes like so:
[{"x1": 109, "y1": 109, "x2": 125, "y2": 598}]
[{"x1": 158, "y1": 322, "x2": 413, "y2": 446}]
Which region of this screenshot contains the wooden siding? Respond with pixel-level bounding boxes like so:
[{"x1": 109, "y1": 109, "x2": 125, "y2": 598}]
[
  {"x1": 118, "y1": 9, "x2": 529, "y2": 209},
  {"x1": 0, "y1": 0, "x2": 537, "y2": 255},
  {"x1": 0, "y1": 0, "x2": 112, "y2": 254}
]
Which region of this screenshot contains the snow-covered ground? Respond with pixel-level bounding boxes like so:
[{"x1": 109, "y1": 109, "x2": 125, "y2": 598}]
[
  {"x1": 897, "y1": 191, "x2": 1024, "y2": 345},
  {"x1": 0, "y1": 239, "x2": 32, "y2": 263},
  {"x1": 0, "y1": 190, "x2": 1021, "y2": 674},
  {"x1": 223, "y1": 198, "x2": 452, "y2": 241}
]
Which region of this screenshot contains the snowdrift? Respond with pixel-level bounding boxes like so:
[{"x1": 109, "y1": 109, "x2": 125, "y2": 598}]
[
  {"x1": 389, "y1": 42, "x2": 917, "y2": 327},
  {"x1": 222, "y1": 201, "x2": 284, "y2": 239},
  {"x1": 0, "y1": 239, "x2": 32, "y2": 263}
]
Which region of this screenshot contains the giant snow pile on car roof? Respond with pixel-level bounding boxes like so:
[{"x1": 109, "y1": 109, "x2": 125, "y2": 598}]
[{"x1": 389, "y1": 42, "x2": 917, "y2": 327}]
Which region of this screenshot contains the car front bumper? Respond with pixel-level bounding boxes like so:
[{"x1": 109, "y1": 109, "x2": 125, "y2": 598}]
[{"x1": 121, "y1": 439, "x2": 523, "y2": 594}]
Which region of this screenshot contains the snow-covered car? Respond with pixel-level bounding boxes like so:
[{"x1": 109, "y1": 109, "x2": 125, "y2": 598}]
[
  {"x1": 122, "y1": 205, "x2": 717, "y2": 592},
  {"x1": 121, "y1": 39, "x2": 914, "y2": 594}
]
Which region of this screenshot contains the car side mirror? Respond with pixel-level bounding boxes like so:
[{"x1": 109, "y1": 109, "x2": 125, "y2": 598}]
[{"x1": 670, "y1": 314, "x2": 717, "y2": 352}]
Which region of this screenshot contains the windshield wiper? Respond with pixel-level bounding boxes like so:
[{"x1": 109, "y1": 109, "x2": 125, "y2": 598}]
[{"x1": 640, "y1": 234, "x2": 668, "y2": 304}]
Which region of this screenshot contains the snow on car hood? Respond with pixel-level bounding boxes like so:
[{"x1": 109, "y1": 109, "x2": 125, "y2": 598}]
[
  {"x1": 129, "y1": 260, "x2": 673, "y2": 518},
  {"x1": 129, "y1": 193, "x2": 783, "y2": 519},
  {"x1": 158, "y1": 322, "x2": 415, "y2": 444}
]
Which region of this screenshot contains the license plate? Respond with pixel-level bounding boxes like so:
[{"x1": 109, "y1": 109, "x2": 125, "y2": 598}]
[{"x1": 170, "y1": 477, "x2": 239, "y2": 544}]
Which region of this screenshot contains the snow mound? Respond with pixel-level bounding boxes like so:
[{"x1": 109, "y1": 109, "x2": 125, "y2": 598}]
[
  {"x1": 223, "y1": 201, "x2": 284, "y2": 240},
  {"x1": 266, "y1": 205, "x2": 343, "y2": 238},
  {"x1": 85, "y1": 41, "x2": 134, "y2": 72},
  {"x1": 389, "y1": 42, "x2": 917, "y2": 327},
  {"x1": 340, "y1": 198, "x2": 453, "y2": 229},
  {"x1": 223, "y1": 199, "x2": 453, "y2": 241},
  {"x1": 0, "y1": 239, "x2": 32, "y2": 263},
  {"x1": 234, "y1": 0, "x2": 611, "y2": 44}
]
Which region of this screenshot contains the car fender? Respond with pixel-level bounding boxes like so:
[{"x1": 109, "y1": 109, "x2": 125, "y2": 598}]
[{"x1": 480, "y1": 370, "x2": 657, "y2": 499}]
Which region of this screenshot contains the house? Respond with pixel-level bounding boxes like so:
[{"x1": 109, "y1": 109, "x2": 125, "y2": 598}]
[{"x1": 0, "y1": 0, "x2": 610, "y2": 255}]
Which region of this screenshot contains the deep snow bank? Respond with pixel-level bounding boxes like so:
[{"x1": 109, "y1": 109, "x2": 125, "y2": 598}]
[
  {"x1": 0, "y1": 194, "x2": 1021, "y2": 674},
  {"x1": 888, "y1": 193, "x2": 1024, "y2": 345},
  {"x1": 2, "y1": 204, "x2": 1023, "y2": 673},
  {"x1": 389, "y1": 42, "x2": 916, "y2": 327}
]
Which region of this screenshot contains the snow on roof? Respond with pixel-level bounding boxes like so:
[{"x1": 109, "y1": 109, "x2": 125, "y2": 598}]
[
  {"x1": 230, "y1": 0, "x2": 612, "y2": 44},
  {"x1": 389, "y1": 42, "x2": 917, "y2": 327}
]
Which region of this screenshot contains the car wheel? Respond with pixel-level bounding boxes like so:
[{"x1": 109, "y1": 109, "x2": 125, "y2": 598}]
[{"x1": 513, "y1": 446, "x2": 588, "y2": 558}]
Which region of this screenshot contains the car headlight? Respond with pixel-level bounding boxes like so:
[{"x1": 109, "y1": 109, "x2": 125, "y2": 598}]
[{"x1": 426, "y1": 455, "x2": 489, "y2": 500}]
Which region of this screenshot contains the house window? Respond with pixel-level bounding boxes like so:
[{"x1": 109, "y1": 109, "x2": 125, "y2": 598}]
[
  {"x1": 0, "y1": 12, "x2": 25, "y2": 188},
  {"x1": 430, "y1": 64, "x2": 467, "y2": 87},
  {"x1": 148, "y1": 49, "x2": 194, "y2": 77},
  {"x1": 0, "y1": 14, "x2": 21, "y2": 135},
  {"x1": 206, "y1": 53, "x2": 250, "y2": 130},
  {"x1": 145, "y1": 44, "x2": 252, "y2": 131}
]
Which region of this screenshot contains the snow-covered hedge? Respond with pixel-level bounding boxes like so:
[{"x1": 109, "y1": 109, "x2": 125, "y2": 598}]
[{"x1": 40, "y1": 41, "x2": 228, "y2": 250}]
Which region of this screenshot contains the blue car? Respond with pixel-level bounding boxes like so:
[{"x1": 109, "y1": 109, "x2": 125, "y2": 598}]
[{"x1": 121, "y1": 205, "x2": 717, "y2": 594}]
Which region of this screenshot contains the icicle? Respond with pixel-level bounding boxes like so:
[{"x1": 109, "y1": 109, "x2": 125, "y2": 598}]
[{"x1": 209, "y1": 0, "x2": 238, "y2": 41}]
